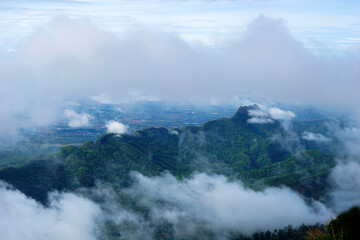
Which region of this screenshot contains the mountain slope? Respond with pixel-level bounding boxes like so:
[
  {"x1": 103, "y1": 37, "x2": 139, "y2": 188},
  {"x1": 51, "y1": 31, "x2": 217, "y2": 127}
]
[{"x1": 0, "y1": 105, "x2": 335, "y2": 203}]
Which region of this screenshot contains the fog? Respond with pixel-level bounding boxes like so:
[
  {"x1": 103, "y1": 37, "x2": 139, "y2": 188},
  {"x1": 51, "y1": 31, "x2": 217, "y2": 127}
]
[
  {"x1": 328, "y1": 126, "x2": 360, "y2": 213},
  {"x1": 124, "y1": 172, "x2": 332, "y2": 238},
  {"x1": 0, "y1": 15, "x2": 359, "y2": 138},
  {"x1": 64, "y1": 109, "x2": 92, "y2": 128},
  {"x1": 0, "y1": 182, "x2": 101, "y2": 240},
  {"x1": 0, "y1": 172, "x2": 334, "y2": 240}
]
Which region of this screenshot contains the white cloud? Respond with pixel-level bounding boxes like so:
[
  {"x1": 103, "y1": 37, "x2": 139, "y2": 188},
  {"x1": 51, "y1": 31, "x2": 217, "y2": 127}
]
[
  {"x1": 64, "y1": 109, "x2": 92, "y2": 128},
  {"x1": 268, "y1": 107, "x2": 295, "y2": 120},
  {"x1": 124, "y1": 172, "x2": 333, "y2": 238},
  {"x1": 0, "y1": 15, "x2": 359, "y2": 140},
  {"x1": 247, "y1": 106, "x2": 294, "y2": 124},
  {"x1": 0, "y1": 182, "x2": 101, "y2": 240},
  {"x1": 302, "y1": 131, "x2": 331, "y2": 142},
  {"x1": 247, "y1": 117, "x2": 274, "y2": 124},
  {"x1": 247, "y1": 108, "x2": 273, "y2": 124},
  {"x1": 73, "y1": 172, "x2": 335, "y2": 239},
  {"x1": 330, "y1": 161, "x2": 360, "y2": 213},
  {"x1": 248, "y1": 108, "x2": 268, "y2": 118},
  {"x1": 0, "y1": 171, "x2": 333, "y2": 240},
  {"x1": 105, "y1": 120, "x2": 128, "y2": 134},
  {"x1": 328, "y1": 126, "x2": 360, "y2": 213}
]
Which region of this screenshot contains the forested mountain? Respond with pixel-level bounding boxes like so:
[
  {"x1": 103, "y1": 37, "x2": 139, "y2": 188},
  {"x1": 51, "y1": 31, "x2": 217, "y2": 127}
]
[
  {"x1": 0, "y1": 105, "x2": 336, "y2": 204},
  {"x1": 2, "y1": 105, "x2": 357, "y2": 240}
]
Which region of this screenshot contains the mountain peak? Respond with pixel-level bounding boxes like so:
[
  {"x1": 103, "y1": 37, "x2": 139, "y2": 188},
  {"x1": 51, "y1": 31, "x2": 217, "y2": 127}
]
[{"x1": 232, "y1": 104, "x2": 259, "y2": 121}]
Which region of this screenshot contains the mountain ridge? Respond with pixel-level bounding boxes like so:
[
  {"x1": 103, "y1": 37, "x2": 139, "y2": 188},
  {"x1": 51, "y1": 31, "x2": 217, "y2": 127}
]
[{"x1": 0, "y1": 105, "x2": 335, "y2": 204}]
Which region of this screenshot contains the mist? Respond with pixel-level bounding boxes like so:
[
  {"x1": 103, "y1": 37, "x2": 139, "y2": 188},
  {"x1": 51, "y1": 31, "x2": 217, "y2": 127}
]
[
  {"x1": 0, "y1": 15, "x2": 359, "y2": 138},
  {"x1": 328, "y1": 126, "x2": 360, "y2": 213},
  {"x1": 0, "y1": 171, "x2": 334, "y2": 240},
  {"x1": 0, "y1": 182, "x2": 101, "y2": 240},
  {"x1": 64, "y1": 109, "x2": 92, "y2": 128},
  {"x1": 123, "y1": 172, "x2": 332, "y2": 238}
]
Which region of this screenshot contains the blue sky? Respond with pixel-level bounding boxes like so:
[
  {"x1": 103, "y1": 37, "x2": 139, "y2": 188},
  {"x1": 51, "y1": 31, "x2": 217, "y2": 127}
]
[{"x1": 1, "y1": 0, "x2": 359, "y2": 51}]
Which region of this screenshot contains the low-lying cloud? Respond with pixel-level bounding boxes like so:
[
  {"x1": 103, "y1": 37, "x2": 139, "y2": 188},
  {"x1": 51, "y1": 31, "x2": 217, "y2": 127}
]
[
  {"x1": 330, "y1": 161, "x2": 360, "y2": 213},
  {"x1": 126, "y1": 172, "x2": 332, "y2": 237},
  {"x1": 302, "y1": 131, "x2": 331, "y2": 142},
  {"x1": 328, "y1": 126, "x2": 360, "y2": 213},
  {"x1": 0, "y1": 171, "x2": 334, "y2": 240},
  {"x1": 269, "y1": 107, "x2": 295, "y2": 121},
  {"x1": 105, "y1": 120, "x2": 128, "y2": 134},
  {"x1": 0, "y1": 15, "x2": 359, "y2": 137},
  {"x1": 247, "y1": 105, "x2": 295, "y2": 124},
  {"x1": 0, "y1": 182, "x2": 101, "y2": 240},
  {"x1": 64, "y1": 109, "x2": 92, "y2": 128}
]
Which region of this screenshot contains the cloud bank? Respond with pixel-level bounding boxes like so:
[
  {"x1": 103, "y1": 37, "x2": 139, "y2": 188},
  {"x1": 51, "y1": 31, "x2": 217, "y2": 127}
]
[
  {"x1": 0, "y1": 182, "x2": 101, "y2": 240},
  {"x1": 122, "y1": 172, "x2": 332, "y2": 239},
  {"x1": 0, "y1": 170, "x2": 334, "y2": 240},
  {"x1": 0, "y1": 15, "x2": 359, "y2": 138}
]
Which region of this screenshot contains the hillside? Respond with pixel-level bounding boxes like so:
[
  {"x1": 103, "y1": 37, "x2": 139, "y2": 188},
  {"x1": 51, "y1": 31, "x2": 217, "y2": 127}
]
[{"x1": 0, "y1": 105, "x2": 336, "y2": 204}]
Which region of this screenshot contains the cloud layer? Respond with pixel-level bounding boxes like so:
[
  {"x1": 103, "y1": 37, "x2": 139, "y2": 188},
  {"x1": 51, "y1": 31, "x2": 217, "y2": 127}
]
[
  {"x1": 123, "y1": 172, "x2": 332, "y2": 238},
  {"x1": 0, "y1": 171, "x2": 334, "y2": 240},
  {"x1": 0, "y1": 15, "x2": 359, "y2": 138},
  {"x1": 0, "y1": 182, "x2": 101, "y2": 240}
]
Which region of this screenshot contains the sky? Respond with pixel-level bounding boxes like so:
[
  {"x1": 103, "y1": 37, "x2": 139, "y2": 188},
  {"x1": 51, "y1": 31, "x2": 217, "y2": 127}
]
[
  {"x1": 1, "y1": 0, "x2": 360, "y2": 52},
  {"x1": 0, "y1": 0, "x2": 359, "y2": 136}
]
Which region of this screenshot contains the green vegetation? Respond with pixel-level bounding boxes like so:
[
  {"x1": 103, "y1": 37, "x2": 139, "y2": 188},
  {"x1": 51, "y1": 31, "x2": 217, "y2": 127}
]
[
  {"x1": 232, "y1": 207, "x2": 360, "y2": 240},
  {"x1": 236, "y1": 224, "x2": 322, "y2": 240},
  {"x1": 304, "y1": 207, "x2": 360, "y2": 240},
  {"x1": 0, "y1": 105, "x2": 353, "y2": 240},
  {"x1": 0, "y1": 105, "x2": 337, "y2": 205},
  {"x1": 239, "y1": 150, "x2": 335, "y2": 198}
]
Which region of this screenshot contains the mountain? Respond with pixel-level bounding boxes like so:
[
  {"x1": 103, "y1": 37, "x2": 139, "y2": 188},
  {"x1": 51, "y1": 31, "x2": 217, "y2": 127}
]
[{"x1": 0, "y1": 105, "x2": 336, "y2": 204}]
